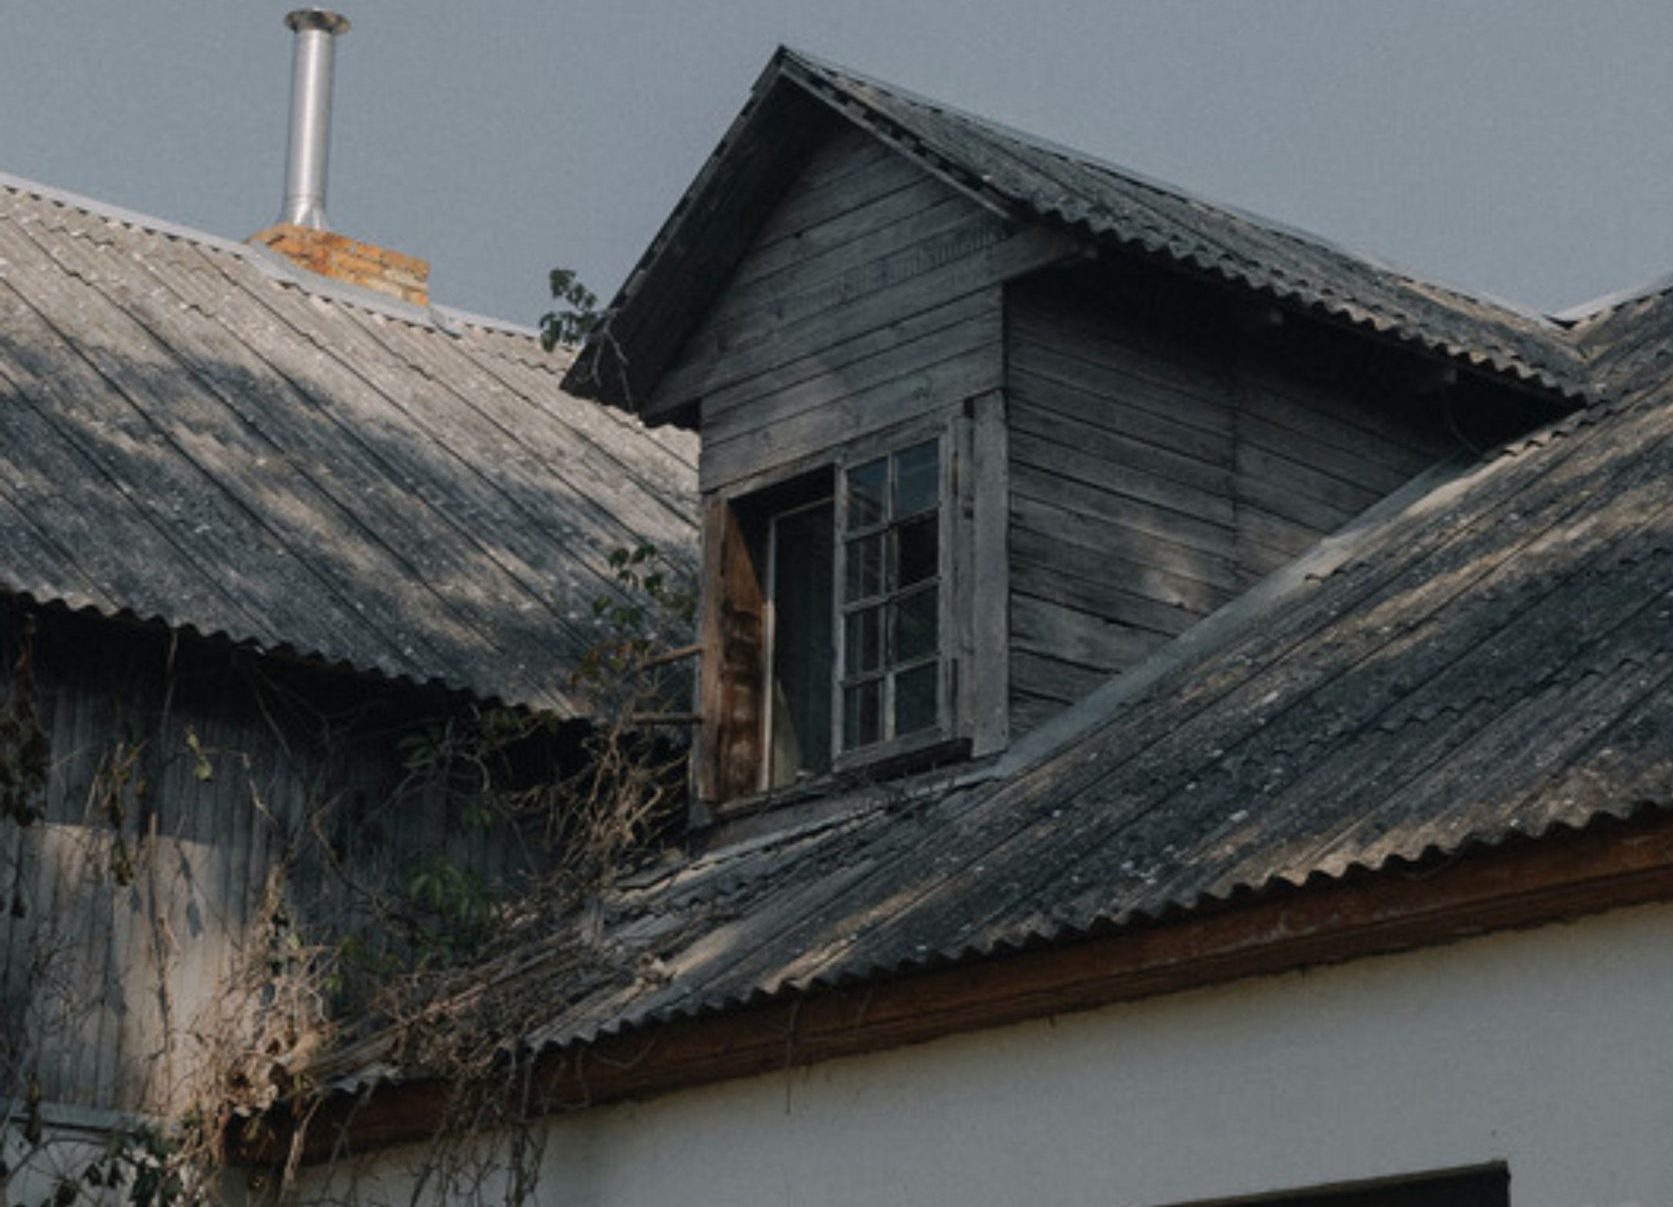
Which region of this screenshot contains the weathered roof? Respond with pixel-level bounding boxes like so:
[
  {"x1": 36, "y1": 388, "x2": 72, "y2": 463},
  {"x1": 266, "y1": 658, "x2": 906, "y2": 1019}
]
[
  {"x1": 317, "y1": 286, "x2": 1673, "y2": 1090},
  {"x1": 568, "y1": 48, "x2": 1593, "y2": 417},
  {"x1": 0, "y1": 172, "x2": 698, "y2": 713}
]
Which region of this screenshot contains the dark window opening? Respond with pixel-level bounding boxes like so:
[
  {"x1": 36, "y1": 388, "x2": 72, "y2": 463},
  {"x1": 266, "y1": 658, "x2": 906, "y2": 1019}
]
[{"x1": 767, "y1": 497, "x2": 834, "y2": 787}]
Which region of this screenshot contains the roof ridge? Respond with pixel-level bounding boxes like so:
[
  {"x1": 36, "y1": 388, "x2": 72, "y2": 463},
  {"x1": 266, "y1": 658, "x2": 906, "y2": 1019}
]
[
  {"x1": 0, "y1": 166, "x2": 545, "y2": 343},
  {"x1": 778, "y1": 49, "x2": 1567, "y2": 335},
  {"x1": 1553, "y1": 269, "x2": 1673, "y2": 327},
  {"x1": 0, "y1": 168, "x2": 260, "y2": 260}
]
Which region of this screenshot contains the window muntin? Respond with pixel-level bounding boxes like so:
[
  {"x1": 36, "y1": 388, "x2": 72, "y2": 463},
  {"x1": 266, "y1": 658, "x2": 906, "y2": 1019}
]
[{"x1": 837, "y1": 437, "x2": 944, "y2": 754}]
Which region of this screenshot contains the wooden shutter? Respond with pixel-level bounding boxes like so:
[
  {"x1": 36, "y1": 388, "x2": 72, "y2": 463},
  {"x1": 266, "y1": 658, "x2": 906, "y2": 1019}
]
[{"x1": 698, "y1": 497, "x2": 766, "y2": 802}]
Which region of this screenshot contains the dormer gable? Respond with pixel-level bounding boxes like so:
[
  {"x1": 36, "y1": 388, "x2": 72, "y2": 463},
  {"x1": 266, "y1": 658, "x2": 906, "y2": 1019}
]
[{"x1": 565, "y1": 49, "x2": 1588, "y2": 815}]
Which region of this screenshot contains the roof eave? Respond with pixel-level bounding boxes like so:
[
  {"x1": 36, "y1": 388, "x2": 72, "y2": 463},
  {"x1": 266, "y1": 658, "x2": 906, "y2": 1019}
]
[{"x1": 242, "y1": 801, "x2": 1673, "y2": 1165}]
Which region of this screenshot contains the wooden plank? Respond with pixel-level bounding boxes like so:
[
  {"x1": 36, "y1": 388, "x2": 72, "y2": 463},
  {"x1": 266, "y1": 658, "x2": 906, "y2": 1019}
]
[
  {"x1": 702, "y1": 346, "x2": 1000, "y2": 492},
  {"x1": 655, "y1": 226, "x2": 1075, "y2": 412},
  {"x1": 725, "y1": 181, "x2": 973, "y2": 300},
  {"x1": 748, "y1": 146, "x2": 931, "y2": 252},
  {"x1": 701, "y1": 290, "x2": 1000, "y2": 421},
  {"x1": 600, "y1": 88, "x2": 832, "y2": 415},
  {"x1": 690, "y1": 212, "x2": 1010, "y2": 364},
  {"x1": 1010, "y1": 401, "x2": 1235, "y2": 508},
  {"x1": 703, "y1": 311, "x2": 997, "y2": 447},
  {"x1": 697, "y1": 499, "x2": 766, "y2": 802},
  {"x1": 1008, "y1": 338, "x2": 1237, "y2": 443},
  {"x1": 1238, "y1": 506, "x2": 1331, "y2": 567},
  {"x1": 1009, "y1": 298, "x2": 1237, "y2": 417},
  {"x1": 1009, "y1": 522, "x2": 1226, "y2": 614},
  {"x1": 1238, "y1": 360, "x2": 1456, "y2": 459},
  {"x1": 1010, "y1": 650, "x2": 1114, "y2": 705},
  {"x1": 32, "y1": 678, "x2": 86, "y2": 1107},
  {"x1": 786, "y1": 125, "x2": 892, "y2": 188},
  {"x1": 1236, "y1": 441, "x2": 1385, "y2": 522},
  {"x1": 1008, "y1": 492, "x2": 1240, "y2": 596},
  {"x1": 1011, "y1": 595, "x2": 1172, "y2": 672},
  {"x1": 1011, "y1": 557, "x2": 1201, "y2": 638},
  {"x1": 1009, "y1": 447, "x2": 1236, "y2": 560},
  {"x1": 67, "y1": 690, "x2": 123, "y2": 1110},
  {"x1": 1235, "y1": 476, "x2": 1353, "y2": 539},
  {"x1": 1009, "y1": 693, "x2": 1067, "y2": 738},
  {"x1": 969, "y1": 391, "x2": 1009, "y2": 757},
  {"x1": 1007, "y1": 363, "x2": 1234, "y2": 468},
  {"x1": 1237, "y1": 395, "x2": 1433, "y2": 489},
  {"x1": 702, "y1": 308, "x2": 990, "y2": 445}
]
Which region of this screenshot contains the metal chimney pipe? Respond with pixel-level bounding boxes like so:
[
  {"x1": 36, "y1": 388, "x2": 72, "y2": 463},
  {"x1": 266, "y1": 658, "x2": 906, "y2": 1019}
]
[{"x1": 278, "y1": 9, "x2": 350, "y2": 230}]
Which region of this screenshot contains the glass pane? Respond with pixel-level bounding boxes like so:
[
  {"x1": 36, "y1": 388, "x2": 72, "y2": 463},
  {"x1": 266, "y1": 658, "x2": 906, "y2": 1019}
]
[
  {"x1": 844, "y1": 606, "x2": 883, "y2": 675},
  {"x1": 845, "y1": 533, "x2": 884, "y2": 601},
  {"x1": 894, "y1": 440, "x2": 939, "y2": 517},
  {"x1": 896, "y1": 513, "x2": 938, "y2": 588},
  {"x1": 895, "y1": 663, "x2": 938, "y2": 737},
  {"x1": 843, "y1": 680, "x2": 883, "y2": 749},
  {"x1": 891, "y1": 586, "x2": 938, "y2": 665},
  {"x1": 847, "y1": 458, "x2": 887, "y2": 529}
]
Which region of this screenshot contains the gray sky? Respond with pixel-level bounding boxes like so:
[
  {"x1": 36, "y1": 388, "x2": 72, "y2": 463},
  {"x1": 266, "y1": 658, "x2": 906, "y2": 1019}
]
[{"x1": 2, "y1": 1, "x2": 1668, "y2": 327}]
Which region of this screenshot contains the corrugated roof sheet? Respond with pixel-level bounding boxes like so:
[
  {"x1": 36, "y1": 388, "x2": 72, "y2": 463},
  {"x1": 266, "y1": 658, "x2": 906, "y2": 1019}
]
[
  {"x1": 778, "y1": 50, "x2": 1589, "y2": 397},
  {"x1": 0, "y1": 173, "x2": 699, "y2": 713},
  {"x1": 569, "y1": 48, "x2": 1594, "y2": 412},
  {"x1": 318, "y1": 290, "x2": 1673, "y2": 1089}
]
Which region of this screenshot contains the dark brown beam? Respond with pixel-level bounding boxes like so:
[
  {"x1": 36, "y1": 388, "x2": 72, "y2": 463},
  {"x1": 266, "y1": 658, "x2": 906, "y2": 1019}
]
[{"x1": 242, "y1": 807, "x2": 1673, "y2": 1166}]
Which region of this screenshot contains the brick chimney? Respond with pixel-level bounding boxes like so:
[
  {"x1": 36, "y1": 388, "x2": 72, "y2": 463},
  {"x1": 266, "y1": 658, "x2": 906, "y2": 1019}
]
[
  {"x1": 250, "y1": 225, "x2": 430, "y2": 307},
  {"x1": 248, "y1": 9, "x2": 431, "y2": 307}
]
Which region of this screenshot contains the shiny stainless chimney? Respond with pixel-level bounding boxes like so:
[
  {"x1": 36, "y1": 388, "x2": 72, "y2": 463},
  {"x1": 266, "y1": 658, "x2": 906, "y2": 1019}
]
[{"x1": 278, "y1": 9, "x2": 350, "y2": 230}]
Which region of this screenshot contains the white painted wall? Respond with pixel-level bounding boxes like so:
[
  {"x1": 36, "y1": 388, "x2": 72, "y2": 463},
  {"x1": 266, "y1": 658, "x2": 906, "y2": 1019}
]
[{"x1": 300, "y1": 902, "x2": 1673, "y2": 1207}]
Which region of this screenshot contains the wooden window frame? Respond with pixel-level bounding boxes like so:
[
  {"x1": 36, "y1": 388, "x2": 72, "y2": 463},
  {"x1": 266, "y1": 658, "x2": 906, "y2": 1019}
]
[
  {"x1": 829, "y1": 420, "x2": 959, "y2": 772},
  {"x1": 699, "y1": 415, "x2": 975, "y2": 806}
]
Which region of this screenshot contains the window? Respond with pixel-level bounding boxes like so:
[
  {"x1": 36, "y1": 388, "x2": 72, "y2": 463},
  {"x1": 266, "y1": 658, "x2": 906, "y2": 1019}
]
[
  {"x1": 698, "y1": 427, "x2": 960, "y2": 804},
  {"x1": 836, "y1": 438, "x2": 944, "y2": 753}
]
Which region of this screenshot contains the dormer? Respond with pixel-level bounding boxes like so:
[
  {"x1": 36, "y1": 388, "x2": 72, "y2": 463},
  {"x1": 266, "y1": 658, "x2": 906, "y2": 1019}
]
[{"x1": 565, "y1": 49, "x2": 1587, "y2": 815}]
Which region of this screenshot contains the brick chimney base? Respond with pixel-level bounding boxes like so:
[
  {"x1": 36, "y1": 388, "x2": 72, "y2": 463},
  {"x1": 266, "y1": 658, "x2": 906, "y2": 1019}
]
[{"x1": 249, "y1": 223, "x2": 429, "y2": 307}]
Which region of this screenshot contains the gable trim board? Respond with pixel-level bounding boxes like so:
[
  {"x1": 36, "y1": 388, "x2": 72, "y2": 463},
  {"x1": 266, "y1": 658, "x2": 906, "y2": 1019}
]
[
  {"x1": 253, "y1": 802, "x2": 1673, "y2": 1162},
  {"x1": 565, "y1": 48, "x2": 1593, "y2": 424}
]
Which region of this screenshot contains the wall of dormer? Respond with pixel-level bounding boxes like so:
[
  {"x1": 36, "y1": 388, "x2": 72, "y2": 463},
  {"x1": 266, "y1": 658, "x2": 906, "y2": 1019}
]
[
  {"x1": 679, "y1": 126, "x2": 1073, "y2": 802},
  {"x1": 658, "y1": 125, "x2": 1065, "y2": 495},
  {"x1": 1003, "y1": 270, "x2": 1464, "y2": 735},
  {"x1": 672, "y1": 120, "x2": 1553, "y2": 796}
]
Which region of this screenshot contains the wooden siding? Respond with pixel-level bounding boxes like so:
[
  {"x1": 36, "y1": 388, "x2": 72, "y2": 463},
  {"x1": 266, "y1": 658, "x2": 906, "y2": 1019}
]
[
  {"x1": 1006, "y1": 279, "x2": 1456, "y2": 734},
  {"x1": 0, "y1": 606, "x2": 539, "y2": 1119},
  {"x1": 657, "y1": 125, "x2": 1069, "y2": 494}
]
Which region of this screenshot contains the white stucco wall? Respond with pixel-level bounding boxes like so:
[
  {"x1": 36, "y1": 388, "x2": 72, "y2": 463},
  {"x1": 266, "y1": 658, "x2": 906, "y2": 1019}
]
[{"x1": 302, "y1": 901, "x2": 1673, "y2": 1207}]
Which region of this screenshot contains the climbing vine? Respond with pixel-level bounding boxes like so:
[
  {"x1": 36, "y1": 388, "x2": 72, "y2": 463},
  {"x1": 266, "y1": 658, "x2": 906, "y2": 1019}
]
[
  {"x1": 0, "y1": 539, "x2": 697, "y2": 1207},
  {"x1": 0, "y1": 617, "x2": 48, "y2": 831}
]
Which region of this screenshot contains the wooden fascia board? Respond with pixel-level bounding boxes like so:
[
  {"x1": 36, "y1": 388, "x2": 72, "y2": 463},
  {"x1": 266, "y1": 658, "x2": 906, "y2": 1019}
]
[
  {"x1": 564, "y1": 64, "x2": 830, "y2": 415},
  {"x1": 774, "y1": 60, "x2": 1024, "y2": 229},
  {"x1": 246, "y1": 807, "x2": 1673, "y2": 1166}
]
